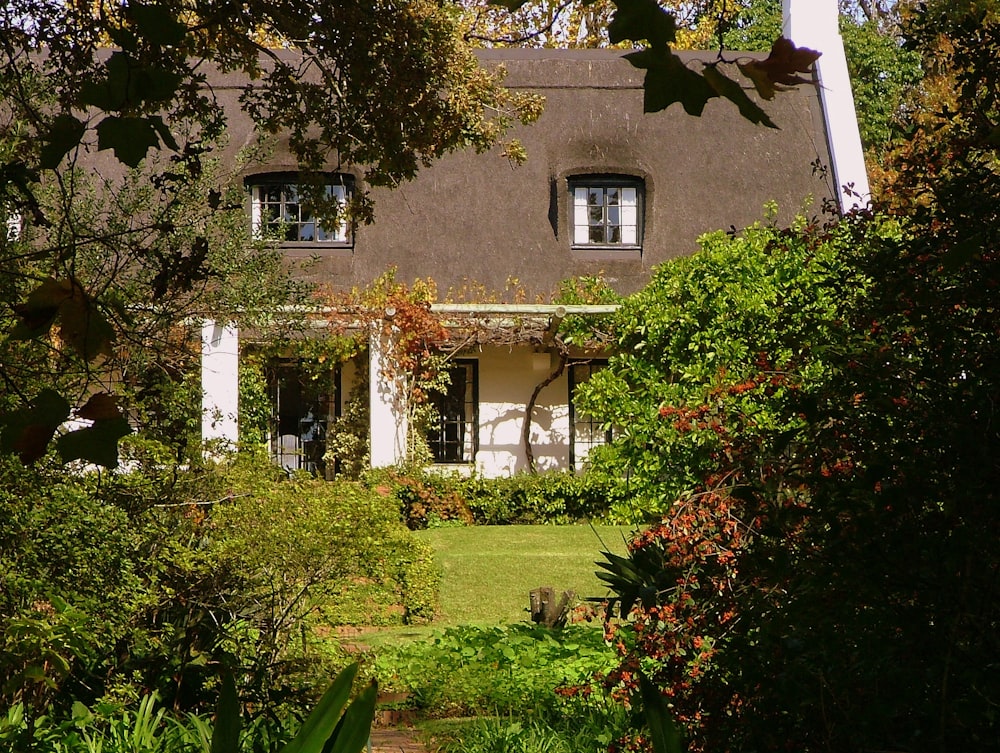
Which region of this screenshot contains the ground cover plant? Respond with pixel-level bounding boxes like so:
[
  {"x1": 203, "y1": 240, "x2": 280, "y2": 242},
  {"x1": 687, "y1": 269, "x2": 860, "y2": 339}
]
[
  {"x1": 371, "y1": 623, "x2": 630, "y2": 753},
  {"x1": 373, "y1": 623, "x2": 619, "y2": 717}
]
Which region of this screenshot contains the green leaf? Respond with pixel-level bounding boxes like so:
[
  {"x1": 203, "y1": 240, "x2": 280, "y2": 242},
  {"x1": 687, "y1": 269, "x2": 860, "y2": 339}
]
[
  {"x1": 56, "y1": 417, "x2": 132, "y2": 469},
  {"x1": 323, "y1": 681, "x2": 377, "y2": 753},
  {"x1": 80, "y1": 52, "x2": 182, "y2": 110},
  {"x1": 130, "y1": 4, "x2": 188, "y2": 47},
  {"x1": 57, "y1": 291, "x2": 117, "y2": 361},
  {"x1": 79, "y1": 52, "x2": 133, "y2": 110},
  {"x1": 26, "y1": 389, "x2": 72, "y2": 430},
  {"x1": 702, "y1": 64, "x2": 778, "y2": 129},
  {"x1": 737, "y1": 59, "x2": 778, "y2": 100},
  {"x1": 96, "y1": 116, "x2": 160, "y2": 167},
  {"x1": 38, "y1": 114, "x2": 86, "y2": 170},
  {"x1": 71, "y1": 701, "x2": 92, "y2": 724},
  {"x1": 282, "y1": 663, "x2": 358, "y2": 753},
  {"x1": 608, "y1": 0, "x2": 676, "y2": 48},
  {"x1": 10, "y1": 277, "x2": 68, "y2": 338},
  {"x1": 138, "y1": 66, "x2": 184, "y2": 106},
  {"x1": 639, "y1": 670, "x2": 683, "y2": 753},
  {"x1": 211, "y1": 671, "x2": 241, "y2": 753}
]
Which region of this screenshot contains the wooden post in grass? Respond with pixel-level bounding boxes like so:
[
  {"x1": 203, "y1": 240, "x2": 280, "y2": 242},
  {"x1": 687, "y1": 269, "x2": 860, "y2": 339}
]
[{"x1": 529, "y1": 587, "x2": 575, "y2": 628}]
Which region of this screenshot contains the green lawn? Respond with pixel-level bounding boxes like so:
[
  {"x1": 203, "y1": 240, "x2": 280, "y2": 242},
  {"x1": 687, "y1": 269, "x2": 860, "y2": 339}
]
[{"x1": 414, "y1": 524, "x2": 635, "y2": 625}]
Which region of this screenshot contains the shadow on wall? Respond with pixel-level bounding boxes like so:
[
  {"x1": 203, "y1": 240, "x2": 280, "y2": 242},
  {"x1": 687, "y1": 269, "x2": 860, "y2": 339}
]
[{"x1": 477, "y1": 405, "x2": 568, "y2": 474}]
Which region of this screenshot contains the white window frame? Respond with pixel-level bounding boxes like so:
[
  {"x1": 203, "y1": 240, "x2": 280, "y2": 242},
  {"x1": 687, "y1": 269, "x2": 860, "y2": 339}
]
[
  {"x1": 569, "y1": 360, "x2": 613, "y2": 471},
  {"x1": 570, "y1": 176, "x2": 643, "y2": 250},
  {"x1": 248, "y1": 174, "x2": 352, "y2": 245}
]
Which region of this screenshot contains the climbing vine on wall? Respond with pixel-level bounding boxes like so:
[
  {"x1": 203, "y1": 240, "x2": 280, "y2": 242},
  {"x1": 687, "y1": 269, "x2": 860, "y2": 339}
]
[{"x1": 252, "y1": 269, "x2": 621, "y2": 477}]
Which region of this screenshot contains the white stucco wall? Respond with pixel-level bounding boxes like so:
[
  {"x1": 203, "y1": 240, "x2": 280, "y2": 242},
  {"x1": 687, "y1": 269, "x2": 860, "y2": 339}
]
[
  {"x1": 474, "y1": 346, "x2": 571, "y2": 476},
  {"x1": 201, "y1": 320, "x2": 239, "y2": 447},
  {"x1": 784, "y1": 0, "x2": 870, "y2": 210},
  {"x1": 334, "y1": 345, "x2": 583, "y2": 477}
]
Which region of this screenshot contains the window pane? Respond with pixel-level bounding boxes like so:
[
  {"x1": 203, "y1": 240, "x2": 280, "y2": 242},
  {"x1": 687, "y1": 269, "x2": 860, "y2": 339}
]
[
  {"x1": 574, "y1": 207, "x2": 590, "y2": 244},
  {"x1": 428, "y1": 361, "x2": 477, "y2": 463},
  {"x1": 251, "y1": 177, "x2": 352, "y2": 244},
  {"x1": 621, "y1": 204, "x2": 637, "y2": 244},
  {"x1": 571, "y1": 179, "x2": 641, "y2": 248}
]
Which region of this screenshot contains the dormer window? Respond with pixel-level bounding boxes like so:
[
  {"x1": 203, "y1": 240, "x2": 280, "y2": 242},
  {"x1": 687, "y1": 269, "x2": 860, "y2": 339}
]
[
  {"x1": 570, "y1": 175, "x2": 643, "y2": 250},
  {"x1": 248, "y1": 173, "x2": 353, "y2": 245}
]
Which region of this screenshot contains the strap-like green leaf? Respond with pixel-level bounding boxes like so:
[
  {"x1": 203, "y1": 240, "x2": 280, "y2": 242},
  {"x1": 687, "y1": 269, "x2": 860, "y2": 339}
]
[
  {"x1": 639, "y1": 670, "x2": 683, "y2": 753},
  {"x1": 282, "y1": 663, "x2": 358, "y2": 753},
  {"x1": 211, "y1": 670, "x2": 242, "y2": 753},
  {"x1": 323, "y1": 682, "x2": 377, "y2": 753}
]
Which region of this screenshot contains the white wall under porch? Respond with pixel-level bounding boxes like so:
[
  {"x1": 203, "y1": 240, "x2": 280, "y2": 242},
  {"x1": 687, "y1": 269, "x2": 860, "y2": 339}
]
[
  {"x1": 336, "y1": 343, "x2": 584, "y2": 477},
  {"x1": 474, "y1": 345, "x2": 572, "y2": 476},
  {"x1": 201, "y1": 319, "x2": 239, "y2": 448}
]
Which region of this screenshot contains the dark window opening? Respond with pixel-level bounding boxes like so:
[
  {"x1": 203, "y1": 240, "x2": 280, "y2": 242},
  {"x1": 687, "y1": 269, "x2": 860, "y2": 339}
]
[
  {"x1": 427, "y1": 360, "x2": 478, "y2": 464},
  {"x1": 268, "y1": 362, "x2": 339, "y2": 475}
]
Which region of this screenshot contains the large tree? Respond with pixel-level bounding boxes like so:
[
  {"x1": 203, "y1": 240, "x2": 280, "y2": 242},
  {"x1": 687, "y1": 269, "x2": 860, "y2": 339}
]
[
  {"x1": 584, "y1": 4, "x2": 1000, "y2": 751},
  {"x1": 0, "y1": 0, "x2": 542, "y2": 465}
]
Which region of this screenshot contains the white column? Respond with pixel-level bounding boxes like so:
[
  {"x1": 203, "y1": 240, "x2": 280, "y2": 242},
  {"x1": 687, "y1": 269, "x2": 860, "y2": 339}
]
[
  {"x1": 368, "y1": 327, "x2": 408, "y2": 467},
  {"x1": 201, "y1": 320, "x2": 239, "y2": 447},
  {"x1": 784, "y1": 0, "x2": 871, "y2": 212}
]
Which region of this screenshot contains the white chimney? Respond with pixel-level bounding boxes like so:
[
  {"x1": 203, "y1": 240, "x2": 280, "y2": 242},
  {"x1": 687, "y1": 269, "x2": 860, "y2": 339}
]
[{"x1": 784, "y1": 0, "x2": 871, "y2": 212}]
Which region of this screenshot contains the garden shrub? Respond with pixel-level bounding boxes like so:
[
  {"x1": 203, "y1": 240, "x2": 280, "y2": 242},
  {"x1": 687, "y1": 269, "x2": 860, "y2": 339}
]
[
  {"x1": 374, "y1": 470, "x2": 474, "y2": 529},
  {"x1": 216, "y1": 479, "x2": 443, "y2": 627},
  {"x1": 0, "y1": 459, "x2": 149, "y2": 710},
  {"x1": 459, "y1": 470, "x2": 622, "y2": 525},
  {"x1": 588, "y1": 207, "x2": 1000, "y2": 750},
  {"x1": 367, "y1": 467, "x2": 622, "y2": 528},
  {"x1": 0, "y1": 453, "x2": 439, "y2": 720},
  {"x1": 373, "y1": 623, "x2": 619, "y2": 718}
]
